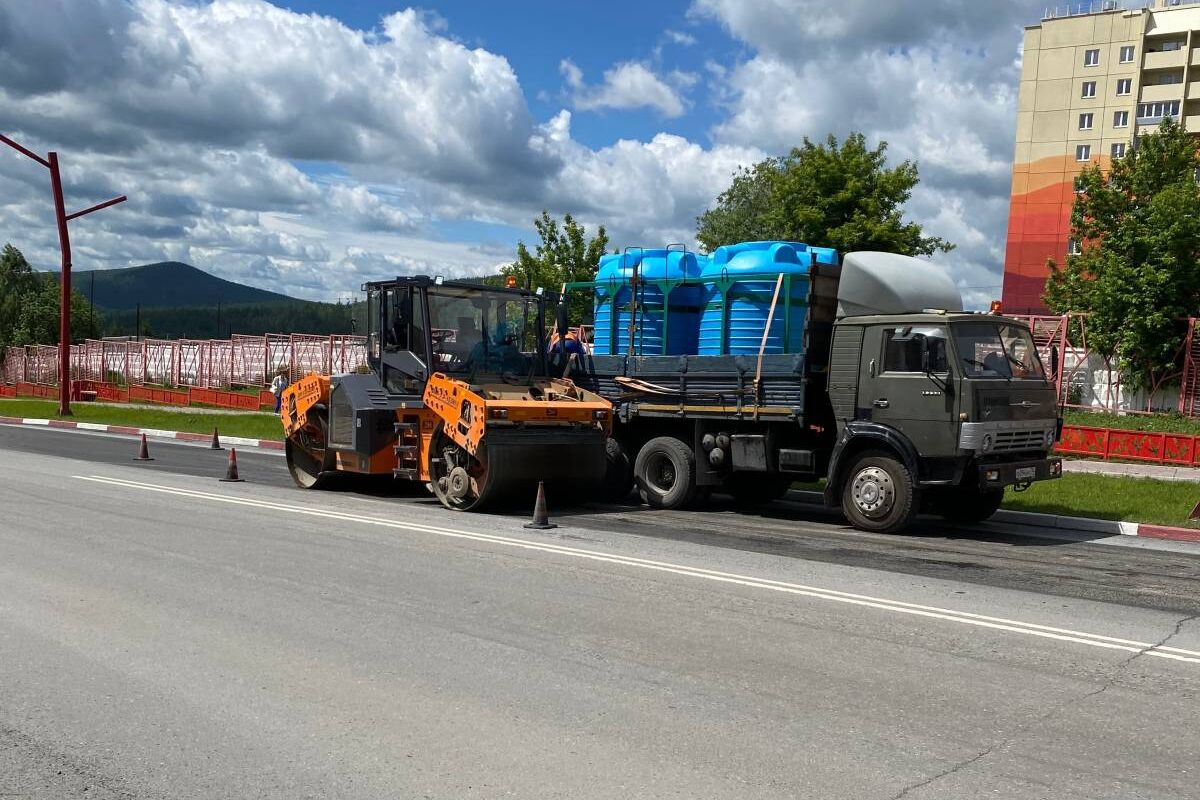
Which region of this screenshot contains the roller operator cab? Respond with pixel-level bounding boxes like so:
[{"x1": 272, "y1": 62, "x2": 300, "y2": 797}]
[
  {"x1": 565, "y1": 246, "x2": 1062, "y2": 534},
  {"x1": 280, "y1": 277, "x2": 612, "y2": 512}
]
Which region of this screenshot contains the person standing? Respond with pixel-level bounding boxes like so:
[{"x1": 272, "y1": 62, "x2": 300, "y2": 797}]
[{"x1": 270, "y1": 368, "x2": 290, "y2": 413}]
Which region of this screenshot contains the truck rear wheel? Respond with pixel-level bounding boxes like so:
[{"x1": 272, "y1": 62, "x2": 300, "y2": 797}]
[
  {"x1": 634, "y1": 436, "x2": 697, "y2": 510},
  {"x1": 840, "y1": 451, "x2": 918, "y2": 534},
  {"x1": 938, "y1": 486, "x2": 1005, "y2": 524}
]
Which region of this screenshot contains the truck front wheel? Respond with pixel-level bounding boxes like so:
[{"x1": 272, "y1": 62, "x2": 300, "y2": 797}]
[
  {"x1": 634, "y1": 436, "x2": 697, "y2": 509},
  {"x1": 840, "y1": 451, "x2": 918, "y2": 534},
  {"x1": 937, "y1": 486, "x2": 1005, "y2": 524}
]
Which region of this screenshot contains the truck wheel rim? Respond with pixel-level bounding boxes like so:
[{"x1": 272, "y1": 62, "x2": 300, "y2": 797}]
[
  {"x1": 851, "y1": 466, "x2": 894, "y2": 518},
  {"x1": 645, "y1": 452, "x2": 677, "y2": 494}
]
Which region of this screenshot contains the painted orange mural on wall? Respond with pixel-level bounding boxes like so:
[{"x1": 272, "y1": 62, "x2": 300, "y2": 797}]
[{"x1": 1002, "y1": 154, "x2": 1111, "y2": 314}]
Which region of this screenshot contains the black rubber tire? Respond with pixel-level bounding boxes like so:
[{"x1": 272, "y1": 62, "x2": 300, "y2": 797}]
[
  {"x1": 939, "y1": 486, "x2": 1005, "y2": 524},
  {"x1": 598, "y1": 437, "x2": 635, "y2": 501},
  {"x1": 724, "y1": 473, "x2": 793, "y2": 507},
  {"x1": 839, "y1": 450, "x2": 919, "y2": 534},
  {"x1": 634, "y1": 436, "x2": 697, "y2": 510}
]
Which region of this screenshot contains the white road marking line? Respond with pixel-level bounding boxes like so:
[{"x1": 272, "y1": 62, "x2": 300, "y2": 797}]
[{"x1": 75, "y1": 473, "x2": 1200, "y2": 665}]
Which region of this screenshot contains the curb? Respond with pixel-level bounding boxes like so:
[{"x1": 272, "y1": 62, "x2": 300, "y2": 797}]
[
  {"x1": 785, "y1": 490, "x2": 1200, "y2": 544},
  {"x1": 0, "y1": 415, "x2": 285, "y2": 452}
]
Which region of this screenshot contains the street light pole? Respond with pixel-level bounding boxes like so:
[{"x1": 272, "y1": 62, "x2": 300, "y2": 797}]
[{"x1": 0, "y1": 133, "x2": 126, "y2": 416}]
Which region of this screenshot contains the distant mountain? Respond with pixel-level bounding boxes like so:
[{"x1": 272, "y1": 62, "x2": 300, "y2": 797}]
[{"x1": 74, "y1": 261, "x2": 296, "y2": 310}]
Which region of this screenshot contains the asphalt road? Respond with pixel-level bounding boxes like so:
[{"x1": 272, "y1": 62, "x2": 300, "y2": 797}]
[{"x1": 2, "y1": 424, "x2": 1200, "y2": 799}]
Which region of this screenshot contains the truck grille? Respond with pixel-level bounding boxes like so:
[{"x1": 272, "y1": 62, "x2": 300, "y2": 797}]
[{"x1": 991, "y1": 429, "x2": 1046, "y2": 452}]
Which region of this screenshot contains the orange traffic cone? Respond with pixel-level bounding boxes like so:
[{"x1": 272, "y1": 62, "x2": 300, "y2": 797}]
[
  {"x1": 133, "y1": 433, "x2": 154, "y2": 461},
  {"x1": 523, "y1": 481, "x2": 556, "y2": 530},
  {"x1": 219, "y1": 447, "x2": 244, "y2": 482},
  {"x1": 210, "y1": 427, "x2": 223, "y2": 450}
]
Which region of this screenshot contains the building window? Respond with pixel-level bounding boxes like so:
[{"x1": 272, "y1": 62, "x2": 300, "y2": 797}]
[
  {"x1": 1079, "y1": 113, "x2": 1094, "y2": 130},
  {"x1": 1073, "y1": 175, "x2": 1087, "y2": 194},
  {"x1": 1068, "y1": 239, "x2": 1082, "y2": 257},
  {"x1": 1116, "y1": 78, "x2": 1132, "y2": 96},
  {"x1": 1137, "y1": 100, "x2": 1181, "y2": 122},
  {"x1": 1112, "y1": 142, "x2": 1127, "y2": 159},
  {"x1": 1082, "y1": 81, "x2": 1097, "y2": 98},
  {"x1": 1076, "y1": 144, "x2": 1092, "y2": 162},
  {"x1": 1113, "y1": 110, "x2": 1129, "y2": 128},
  {"x1": 1084, "y1": 48, "x2": 1100, "y2": 67},
  {"x1": 1120, "y1": 45, "x2": 1135, "y2": 63}
]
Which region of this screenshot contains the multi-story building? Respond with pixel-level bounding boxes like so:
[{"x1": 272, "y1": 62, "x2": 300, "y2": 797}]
[{"x1": 1004, "y1": 0, "x2": 1200, "y2": 313}]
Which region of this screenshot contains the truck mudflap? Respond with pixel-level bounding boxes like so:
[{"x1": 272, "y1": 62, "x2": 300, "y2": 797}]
[{"x1": 977, "y1": 457, "x2": 1062, "y2": 490}]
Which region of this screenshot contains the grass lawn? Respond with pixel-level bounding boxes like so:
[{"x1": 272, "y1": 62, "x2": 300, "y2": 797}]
[
  {"x1": 1000, "y1": 473, "x2": 1199, "y2": 528},
  {"x1": 0, "y1": 399, "x2": 283, "y2": 441},
  {"x1": 1064, "y1": 409, "x2": 1200, "y2": 437}
]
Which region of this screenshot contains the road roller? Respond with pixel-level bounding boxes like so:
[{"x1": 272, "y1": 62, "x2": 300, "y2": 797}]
[{"x1": 279, "y1": 276, "x2": 612, "y2": 511}]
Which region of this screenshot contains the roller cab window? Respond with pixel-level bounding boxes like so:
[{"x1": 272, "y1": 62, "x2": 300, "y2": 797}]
[
  {"x1": 426, "y1": 286, "x2": 543, "y2": 377},
  {"x1": 953, "y1": 322, "x2": 1045, "y2": 380}
]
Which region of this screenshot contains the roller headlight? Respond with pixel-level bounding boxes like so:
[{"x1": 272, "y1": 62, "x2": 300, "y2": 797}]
[
  {"x1": 1045, "y1": 430, "x2": 1056, "y2": 447},
  {"x1": 981, "y1": 433, "x2": 994, "y2": 453}
]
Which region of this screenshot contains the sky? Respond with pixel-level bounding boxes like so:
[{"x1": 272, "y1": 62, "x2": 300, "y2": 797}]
[{"x1": 0, "y1": 0, "x2": 1048, "y2": 308}]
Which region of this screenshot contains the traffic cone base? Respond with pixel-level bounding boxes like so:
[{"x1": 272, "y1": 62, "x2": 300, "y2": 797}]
[
  {"x1": 523, "y1": 480, "x2": 556, "y2": 530},
  {"x1": 210, "y1": 427, "x2": 223, "y2": 450},
  {"x1": 133, "y1": 433, "x2": 154, "y2": 461},
  {"x1": 220, "y1": 447, "x2": 245, "y2": 482}
]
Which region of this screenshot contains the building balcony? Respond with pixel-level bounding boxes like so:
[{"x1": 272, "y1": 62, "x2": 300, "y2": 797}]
[
  {"x1": 1192, "y1": 48, "x2": 1200, "y2": 67},
  {"x1": 1188, "y1": 81, "x2": 1200, "y2": 100},
  {"x1": 1186, "y1": 114, "x2": 1200, "y2": 132},
  {"x1": 1142, "y1": 83, "x2": 1183, "y2": 102},
  {"x1": 1144, "y1": 49, "x2": 1187, "y2": 70}
]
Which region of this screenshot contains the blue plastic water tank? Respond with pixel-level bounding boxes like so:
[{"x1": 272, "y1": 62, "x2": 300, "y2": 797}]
[
  {"x1": 592, "y1": 249, "x2": 702, "y2": 355},
  {"x1": 698, "y1": 241, "x2": 817, "y2": 356}
]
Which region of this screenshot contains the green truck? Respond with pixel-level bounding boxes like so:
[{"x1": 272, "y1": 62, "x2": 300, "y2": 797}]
[{"x1": 566, "y1": 248, "x2": 1062, "y2": 533}]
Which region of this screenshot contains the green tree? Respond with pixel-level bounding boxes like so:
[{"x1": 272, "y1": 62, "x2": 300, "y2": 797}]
[
  {"x1": 1044, "y1": 116, "x2": 1200, "y2": 401},
  {"x1": 502, "y1": 211, "x2": 609, "y2": 323},
  {"x1": 11, "y1": 275, "x2": 101, "y2": 346},
  {"x1": 697, "y1": 132, "x2": 953, "y2": 257},
  {"x1": 0, "y1": 244, "x2": 39, "y2": 349}
]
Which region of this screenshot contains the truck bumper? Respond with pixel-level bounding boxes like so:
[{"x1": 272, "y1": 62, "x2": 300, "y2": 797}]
[{"x1": 976, "y1": 457, "x2": 1062, "y2": 490}]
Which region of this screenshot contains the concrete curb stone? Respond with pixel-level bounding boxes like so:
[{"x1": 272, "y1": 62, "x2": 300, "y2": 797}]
[{"x1": 0, "y1": 415, "x2": 284, "y2": 452}]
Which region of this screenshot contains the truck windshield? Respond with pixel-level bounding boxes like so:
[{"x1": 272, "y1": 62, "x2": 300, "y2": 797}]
[
  {"x1": 953, "y1": 321, "x2": 1046, "y2": 380},
  {"x1": 426, "y1": 286, "x2": 542, "y2": 376}
]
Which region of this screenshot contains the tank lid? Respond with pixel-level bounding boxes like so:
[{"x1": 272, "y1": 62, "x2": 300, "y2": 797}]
[{"x1": 836, "y1": 252, "x2": 962, "y2": 318}]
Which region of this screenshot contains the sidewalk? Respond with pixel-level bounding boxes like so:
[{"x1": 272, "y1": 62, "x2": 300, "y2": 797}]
[{"x1": 1063, "y1": 459, "x2": 1200, "y2": 483}]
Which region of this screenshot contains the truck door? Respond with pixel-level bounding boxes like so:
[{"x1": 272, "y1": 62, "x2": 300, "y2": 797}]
[{"x1": 857, "y1": 324, "x2": 957, "y2": 457}]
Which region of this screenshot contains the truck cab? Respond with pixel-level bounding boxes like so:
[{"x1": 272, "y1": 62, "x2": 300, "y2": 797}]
[{"x1": 824, "y1": 297, "x2": 1061, "y2": 532}]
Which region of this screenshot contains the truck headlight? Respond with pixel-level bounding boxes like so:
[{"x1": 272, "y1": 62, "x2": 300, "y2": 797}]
[
  {"x1": 981, "y1": 434, "x2": 994, "y2": 453},
  {"x1": 1045, "y1": 430, "x2": 1056, "y2": 447}
]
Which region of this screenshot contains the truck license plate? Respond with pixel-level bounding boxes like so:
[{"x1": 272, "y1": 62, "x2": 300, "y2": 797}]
[{"x1": 1016, "y1": 467, "x2": 1036, "y2": 481}]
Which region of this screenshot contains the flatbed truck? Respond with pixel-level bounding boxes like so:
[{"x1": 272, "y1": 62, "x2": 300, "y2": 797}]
[{"x1": 562, "y1": 249, "x2": 1062, "y2": 533}]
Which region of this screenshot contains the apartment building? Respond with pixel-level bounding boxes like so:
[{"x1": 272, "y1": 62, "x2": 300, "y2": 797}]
[{"x1": 1004, "y1": 0, "x2": 1200, "y2": 313}]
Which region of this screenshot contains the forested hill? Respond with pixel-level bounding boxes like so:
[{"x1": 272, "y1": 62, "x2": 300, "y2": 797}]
[
  {"x1": 75, "y1": 261, "x2": 295, "y2": 310},
  {"x1": 101, "y1": 301, "x2": 362, "y2": 339}
]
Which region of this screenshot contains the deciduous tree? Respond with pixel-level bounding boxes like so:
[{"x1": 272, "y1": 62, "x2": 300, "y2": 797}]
[
  {"x1": 1044, "y1": 117, "x2": 1200, "y2": 401},
  {"x1": 697, "y1": 132, "x2": 952, "y2": 257}
]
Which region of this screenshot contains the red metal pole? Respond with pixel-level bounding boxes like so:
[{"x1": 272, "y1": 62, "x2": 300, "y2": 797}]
[{"x1": 48, "y1": 152, "x2": 73, "y2": 416}]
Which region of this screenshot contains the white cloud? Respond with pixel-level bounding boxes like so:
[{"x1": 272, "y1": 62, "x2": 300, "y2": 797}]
[
  {"x1": 0, "y1": 0, "x2": 1043, "y2": 310},
  {"x1": 692, "y1": 0, "x2": 1040, "y2": 307},
  {"x1": 664, "y1": 29, "x2": 697, "y2": 46},
  {"x1": 561, "y1": 59, "x2": 690, "y2": 118}
]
